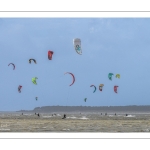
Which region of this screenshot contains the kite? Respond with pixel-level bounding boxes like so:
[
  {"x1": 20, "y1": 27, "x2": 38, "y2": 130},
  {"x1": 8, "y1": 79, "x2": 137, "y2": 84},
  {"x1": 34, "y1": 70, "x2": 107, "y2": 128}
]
[
  {"x1": 18, "y1": 85, "x2": 22, "y2": 93},
  {"x1": 8, "y1": 63, "x2": 15, "y2": 70},
  {"x1": 99, "y1": 84, "x2": 104, "y2": 91},
  {"x1": 35, "y1": 97, "x2": 38, "y2": 101},
  {"x1": 116, "y1": 74, "x2": 120, "y2": 78},
  {"x1": 32, "y1": 77, "x2": 38, "y2": 85},
  {"x1": 108, "y1": 73, "x2": 114, "y2": 80},
  {"x1": 90, "y1": 85, "x2": 96, "y2": 93},
  {"x1": 73, "y1": 38, "x2": 82, "y2": 55},
  {"x1": 114, "y1": 86, "x2": 119, "y2": 93},
  {"x1": 84, "y1": 98, "x2": 87, "y2": 102},
  {"x1": 48, "y1": 50, "x2": 54, "y2": 60},
  {"x1": 29, "y1": 59, "x2": 37, "y2": 64},
  {"x1": 64, "y1": 72, "x2": 75, "y2": 86}
]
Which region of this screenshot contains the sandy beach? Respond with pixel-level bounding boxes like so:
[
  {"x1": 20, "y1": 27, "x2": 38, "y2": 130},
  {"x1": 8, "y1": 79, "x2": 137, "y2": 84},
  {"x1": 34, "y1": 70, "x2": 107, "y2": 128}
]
[{"x1": 0, "y1": 112, "x2": 150, "y2": 132}]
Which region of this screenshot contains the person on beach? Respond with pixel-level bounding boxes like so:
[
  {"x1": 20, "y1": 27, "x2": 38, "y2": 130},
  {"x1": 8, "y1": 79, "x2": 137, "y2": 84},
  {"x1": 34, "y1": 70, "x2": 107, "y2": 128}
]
[
  {"x1": 115, "y1": 113, "x2": 116, "y2": 116},
  {"x1": 37, "y1": 113, "x2": 40, "y2": 117},
  {"x1": 105, "y1": 113, "x2": 107, "y2": 116},
  {"x1": 62, "y1": 114, "x2": 66, "y2": 119},
  {"x1": 101, "y1": 113, "x2": 102, "y2": 115},
  {"x1": 22, "y1": 113, "x2": 23, "y2": 115},
  {"x1": 35, "y1": 113, "x2": 36, "y2": 115}
]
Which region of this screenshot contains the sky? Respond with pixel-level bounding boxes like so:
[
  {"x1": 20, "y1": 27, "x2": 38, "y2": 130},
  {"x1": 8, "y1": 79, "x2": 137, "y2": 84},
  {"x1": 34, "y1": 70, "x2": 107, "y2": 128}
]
[{"x1": 0, "y1": 18, "x2": 150, "y2": 111}]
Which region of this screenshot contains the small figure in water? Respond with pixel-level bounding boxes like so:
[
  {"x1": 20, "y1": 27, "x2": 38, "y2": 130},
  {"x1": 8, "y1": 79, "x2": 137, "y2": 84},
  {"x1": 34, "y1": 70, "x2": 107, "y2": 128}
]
[
  {"x1": 37, "y1": 113, "x2": 40, "y2": 117},
  {"x1": 62, "y1": 114, "x2": 66, "y2": 119},
  {"x1": 115, "y1": 113, "x2": 116, "y2": 116},
  {"x1": 101, "y1": 113, "x2": 102, "y2": 115},
  {"x1": 125, "y1": 114, "x2": 128, "y2": 116},
  {"x1": 22, "y1": 113, "x2": 23, "y2": 115},
  {"x1": 105, "y1": 113, "x2": 107, "y2": 116},
  {"x1": 35, "y1": 113, "x2": 36, "y2": 115}
]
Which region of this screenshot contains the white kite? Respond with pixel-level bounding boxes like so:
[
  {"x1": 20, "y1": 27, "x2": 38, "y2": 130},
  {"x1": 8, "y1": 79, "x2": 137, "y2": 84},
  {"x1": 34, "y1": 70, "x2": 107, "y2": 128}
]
[{"x1": 73, "y1": 38, "x2": 82, "y2": 55}]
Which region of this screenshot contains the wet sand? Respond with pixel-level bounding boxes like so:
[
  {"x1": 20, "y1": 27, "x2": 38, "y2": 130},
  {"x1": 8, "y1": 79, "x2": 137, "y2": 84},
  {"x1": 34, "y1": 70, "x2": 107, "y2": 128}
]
[{"x1": 0, "y1": 113, "x2": 150, "y2": 132}]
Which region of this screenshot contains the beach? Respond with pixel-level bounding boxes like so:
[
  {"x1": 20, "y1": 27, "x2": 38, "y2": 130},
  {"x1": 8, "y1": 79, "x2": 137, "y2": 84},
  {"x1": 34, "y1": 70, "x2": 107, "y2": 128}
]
[{"x1": 0, "y1": 112, "x2": 150, "y2": 132}]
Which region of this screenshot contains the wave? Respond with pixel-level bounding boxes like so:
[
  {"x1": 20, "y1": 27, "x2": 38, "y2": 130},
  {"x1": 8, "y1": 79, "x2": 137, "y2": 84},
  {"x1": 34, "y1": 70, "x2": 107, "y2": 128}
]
[
  {"x1": 124, "y1": 115, "x2": 135, "y2": 117},
  {"x1": 42, "y1": 116, "x2": 52, "y2": 118},
  {"x1": 67, "y1": 116, "x2": 77, "y2": 119},
  {"x1": 79, "y1": 116, "x2": 89, "y2": 120}
]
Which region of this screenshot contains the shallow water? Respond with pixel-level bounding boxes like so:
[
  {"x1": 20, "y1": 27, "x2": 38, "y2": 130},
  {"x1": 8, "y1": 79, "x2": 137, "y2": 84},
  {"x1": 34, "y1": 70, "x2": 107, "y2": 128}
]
[{"x1": 0, "y1": 112, "x2": 150, "y2": 132}]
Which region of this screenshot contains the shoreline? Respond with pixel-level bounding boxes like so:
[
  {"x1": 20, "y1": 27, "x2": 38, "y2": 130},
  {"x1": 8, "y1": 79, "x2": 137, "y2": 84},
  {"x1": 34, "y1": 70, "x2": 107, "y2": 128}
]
[
  {"x1": 0, "y1": 113, "x2": 150, "y2": 132},
  {"x1": 16, "y1": 105, "x2": 150, "y2": 114}
]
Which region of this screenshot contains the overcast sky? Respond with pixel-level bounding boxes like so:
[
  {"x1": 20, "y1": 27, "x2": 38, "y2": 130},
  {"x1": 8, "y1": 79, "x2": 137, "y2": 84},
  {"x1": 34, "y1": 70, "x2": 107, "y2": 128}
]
[{"x1": 0, "y1": 18, "x2": 150, "y2": 111}]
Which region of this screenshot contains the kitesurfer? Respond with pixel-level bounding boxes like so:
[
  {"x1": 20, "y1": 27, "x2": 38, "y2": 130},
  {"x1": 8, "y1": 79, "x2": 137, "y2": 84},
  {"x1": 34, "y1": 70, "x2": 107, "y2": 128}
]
[{"x1": 62, "y1": 114, "x2": 66, "y2": 119}]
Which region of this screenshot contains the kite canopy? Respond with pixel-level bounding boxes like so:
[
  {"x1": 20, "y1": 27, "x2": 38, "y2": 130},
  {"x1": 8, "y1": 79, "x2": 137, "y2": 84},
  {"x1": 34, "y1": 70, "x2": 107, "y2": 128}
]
[
  {"x1": 48, "y1": 50, "x2": 54, "y2": 60},
  {"x1": 73, "y1": 38, "x2": 82, "y2": 55},
  {"x1": 116, "y1": 74, "x2": 120, "y2": 78},
  {"x1": 64, "y1": 72, "x2": 75, "y2": 86},
  {"x1": 108, "y1": 73, "x2": 114, "y2": 80},
  {"x1": 32, "y1": 77, "x2": 38, "y2": 85},
  {"x1": 99, "y1": 84, "x2": 104, "y2": 91},
  {"x1": 35, "y1": 97, "x2": 38, "y2": 101},
  {"x1": 84, "y1": 98, "x2": 87, "y2": 102},
  {"x1": 18, "y1": 85, "x2": 22, "y2": 93},
  {"x1": 29, "y1": 59, "x2": 37, "y2": 64},
  {"x1": 114, "y1": 86, "x2": 119, "y2": 93},
  {"x1": 8, "y1": 63, "x2": 15, "y2": 70},
  {"x1": 90, "y1": 85, "x2": 96, "y2": 93}
]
